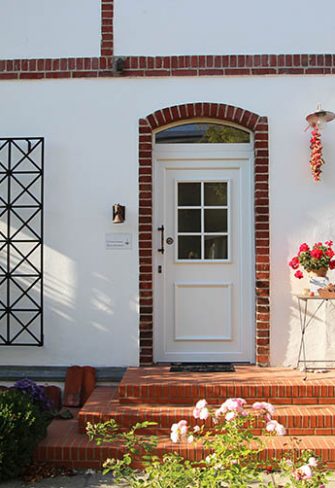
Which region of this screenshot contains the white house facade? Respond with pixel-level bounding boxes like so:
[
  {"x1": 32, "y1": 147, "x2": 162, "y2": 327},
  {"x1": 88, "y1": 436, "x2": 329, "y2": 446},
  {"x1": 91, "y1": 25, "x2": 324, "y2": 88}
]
[{"x1": 1, "y1": 0, "x2": 335, "y2": 369}]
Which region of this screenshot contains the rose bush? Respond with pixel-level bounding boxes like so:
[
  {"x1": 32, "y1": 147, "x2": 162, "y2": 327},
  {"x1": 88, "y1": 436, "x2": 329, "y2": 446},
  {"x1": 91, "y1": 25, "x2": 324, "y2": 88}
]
[{"x1": 87, "y1": 397, "x2": 330, "y2": 487}]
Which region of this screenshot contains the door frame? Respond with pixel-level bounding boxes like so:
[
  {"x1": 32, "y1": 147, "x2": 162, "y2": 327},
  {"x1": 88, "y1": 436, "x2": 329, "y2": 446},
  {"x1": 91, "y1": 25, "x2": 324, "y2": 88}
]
[
  {"x1": 138, "y1": 102, "x2": 270, "y2": 366},
  {"x1": 153, "y1": 143, "x2": 255, "y2": 363}
]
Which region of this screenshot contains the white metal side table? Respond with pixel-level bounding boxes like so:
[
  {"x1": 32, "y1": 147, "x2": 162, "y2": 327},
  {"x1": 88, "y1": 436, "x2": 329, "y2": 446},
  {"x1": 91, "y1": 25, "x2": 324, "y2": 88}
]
[{"x1": 296, "y1": 295, "x2": 335, "y2": 377}]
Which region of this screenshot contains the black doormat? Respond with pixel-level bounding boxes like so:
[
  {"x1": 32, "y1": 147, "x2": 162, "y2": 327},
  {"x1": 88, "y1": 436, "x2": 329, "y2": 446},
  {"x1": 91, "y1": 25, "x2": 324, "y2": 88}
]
[{"x1": 170, "y1": 362, "x2": 235, "y2": 373}]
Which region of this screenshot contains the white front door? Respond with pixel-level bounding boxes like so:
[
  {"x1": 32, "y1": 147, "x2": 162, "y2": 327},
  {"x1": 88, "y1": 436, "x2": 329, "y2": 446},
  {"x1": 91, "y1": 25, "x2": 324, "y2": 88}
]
[{"x1": 153, "y1": 144, "x2": 254, "y2": 363}]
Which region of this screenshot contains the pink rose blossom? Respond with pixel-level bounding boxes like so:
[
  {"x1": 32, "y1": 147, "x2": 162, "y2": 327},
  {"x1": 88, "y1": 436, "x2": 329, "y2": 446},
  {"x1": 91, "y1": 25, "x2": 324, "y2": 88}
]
[
  {"x1": 294, "y1": 464, "x2": 313, "y2": 480},
  {"x1": 215, "y1": 398, "x2": 247, "y2": 418},
  {"x1": 199, "y1": 408, "x2": 209, "y2": 420},
  {"x1": 193, "y1": 399, "x2": 209, "y2": 420},
  {"x1": 225, "y1": 411, "x2": 236, "y2": 421},
  {"x1": 170, "y1": 431, "x2": 179, "y2": 443},
  {"x1": 326, "y1": 240, "x2": 333, "y2": 247},
  {"x1": 252, "y1": 401, "x2": 275, "y2": 417},
  {"x1": 195, "y1": 399, "x2": 207, "y2": 409},
  {"x1": 170, "y1": 419, "x2": 189, "y2": 443},
  {"x1": 265, "y1": 419, "x2": 286, "y2": 436},
  {"x1": 308, "y1": 457, "x2": 318, "y2": 467},
  {"x1": 265, "y1": 420, "x2": 276, "y2": 432},
  {"x1": 294, "y1": 270, "x2": 304, "y2": 279},
  {"x1": 275, "y1": 423, "x2": 286, "y2": 436}
]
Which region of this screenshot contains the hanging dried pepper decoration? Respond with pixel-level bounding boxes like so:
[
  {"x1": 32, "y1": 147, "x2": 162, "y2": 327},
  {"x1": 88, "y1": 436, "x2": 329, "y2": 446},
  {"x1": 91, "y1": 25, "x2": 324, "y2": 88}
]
[{"x1": 309, "y1": 126, "x2": 324, "y2": 181}]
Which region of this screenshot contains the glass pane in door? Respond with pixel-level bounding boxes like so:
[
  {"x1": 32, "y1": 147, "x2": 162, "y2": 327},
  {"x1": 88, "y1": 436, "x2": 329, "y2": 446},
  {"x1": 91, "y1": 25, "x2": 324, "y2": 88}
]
[
  {"x1": 204, "y1": 209, "x2": 228, "y2": 233},
  {"x1": 178, "y1": 209, "x2": 201, "y2": 232},
  {"x1": 204, "y1": 182, "x2": 228, "y2": 206},
  {"x1": 178, "y1": 236, "x2": 201, "y2": 259},
  {"x1": 178, "y1": 183, "x2": 201, "y2": 206},
  {"x1": 205, "y1": 236, "x2": 228, "y2": 259}
]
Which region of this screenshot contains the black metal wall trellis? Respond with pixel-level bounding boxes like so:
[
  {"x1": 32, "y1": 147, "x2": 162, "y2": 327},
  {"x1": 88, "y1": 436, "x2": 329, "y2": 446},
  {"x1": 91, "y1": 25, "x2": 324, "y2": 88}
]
[{"x1": 0, "y1": 138, "x2": 44, "y2": 346}]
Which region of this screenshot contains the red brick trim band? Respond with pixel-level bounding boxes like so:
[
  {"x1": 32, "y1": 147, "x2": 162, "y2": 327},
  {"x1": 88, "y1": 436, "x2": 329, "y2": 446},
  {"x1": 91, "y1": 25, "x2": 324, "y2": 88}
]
[
  {"x1": 0, "y1": 54, "x2": 335, "y2": 80},
  {"x1": 0, "y1": 0, "x2": 114, "y2": 81},
  {"x1": 139, "y1": 103, "x2": 270, "y2": 367}
]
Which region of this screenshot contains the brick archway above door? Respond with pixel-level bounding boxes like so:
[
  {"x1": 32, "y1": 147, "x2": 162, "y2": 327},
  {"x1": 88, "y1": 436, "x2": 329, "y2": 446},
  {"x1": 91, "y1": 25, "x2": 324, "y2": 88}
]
[{"x1": 139, "y1": 103, "x2": 269, "y2": 366}]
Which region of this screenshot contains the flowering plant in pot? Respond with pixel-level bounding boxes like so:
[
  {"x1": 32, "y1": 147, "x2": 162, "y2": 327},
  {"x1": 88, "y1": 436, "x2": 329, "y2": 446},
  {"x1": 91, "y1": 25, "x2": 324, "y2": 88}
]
[{"x1": 289, "y1": 240, "x2": 335, "y2": 292}]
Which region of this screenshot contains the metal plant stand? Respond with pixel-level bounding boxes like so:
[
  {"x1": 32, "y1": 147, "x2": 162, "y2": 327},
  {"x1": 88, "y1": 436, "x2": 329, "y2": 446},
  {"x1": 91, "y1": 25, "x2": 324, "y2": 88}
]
[{"x1": 296, "y1": 295, "x2": 335, "y2": 378}]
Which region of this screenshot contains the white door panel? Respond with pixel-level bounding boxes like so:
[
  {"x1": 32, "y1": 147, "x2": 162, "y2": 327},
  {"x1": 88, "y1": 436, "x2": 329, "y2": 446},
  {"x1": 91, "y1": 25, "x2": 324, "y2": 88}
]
[{"x1": 153, "y1": 145, "x2": 254, "y2": 362}]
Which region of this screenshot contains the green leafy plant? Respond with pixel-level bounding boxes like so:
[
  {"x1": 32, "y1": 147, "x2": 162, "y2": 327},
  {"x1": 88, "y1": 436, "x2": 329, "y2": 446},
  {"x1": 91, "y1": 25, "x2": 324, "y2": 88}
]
[
  {"x1": 87, "y1": 418, "x2": 158, "y2": 483},
  {"x1": 263, "y1": 443, "x2": 330, "y2": 488},
  {"x1": 0, "y1": 389, "x2": 49, "y2": 481},
  {"x1": 87, "y1": 398, "x2": 331, "y2": 487}
]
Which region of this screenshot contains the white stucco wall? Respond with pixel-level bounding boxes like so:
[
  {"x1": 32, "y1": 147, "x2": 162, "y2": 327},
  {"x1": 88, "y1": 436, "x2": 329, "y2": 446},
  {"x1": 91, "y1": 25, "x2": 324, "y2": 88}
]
[
  {"x1": 0, "y1": 0, "x2": 101, "y2": 59},
  {"x1": 0, "y1": 75, "x2": 335, "y2": 367},
  {"x1": 114, "y1": 0, "x2": 335, "y2": 56}
]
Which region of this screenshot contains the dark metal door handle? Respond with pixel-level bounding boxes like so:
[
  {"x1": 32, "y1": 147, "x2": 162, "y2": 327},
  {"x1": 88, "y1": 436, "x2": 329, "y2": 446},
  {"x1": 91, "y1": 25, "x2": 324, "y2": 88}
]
[{"x1": 158, "y1": 225, "x2": 165, "y2": 253}]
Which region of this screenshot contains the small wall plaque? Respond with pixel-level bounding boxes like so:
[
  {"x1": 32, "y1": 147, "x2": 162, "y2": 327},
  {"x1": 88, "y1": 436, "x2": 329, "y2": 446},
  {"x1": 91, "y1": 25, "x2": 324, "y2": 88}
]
[{"x1": 106, "y1": 233, "x2": 132, "y2": 250}]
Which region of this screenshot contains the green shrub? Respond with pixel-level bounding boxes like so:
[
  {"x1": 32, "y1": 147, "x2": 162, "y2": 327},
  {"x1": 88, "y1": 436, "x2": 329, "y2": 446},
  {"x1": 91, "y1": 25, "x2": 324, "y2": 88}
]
[{"x1": 0, "y1": 389, "x2": 49, "y2": 481}]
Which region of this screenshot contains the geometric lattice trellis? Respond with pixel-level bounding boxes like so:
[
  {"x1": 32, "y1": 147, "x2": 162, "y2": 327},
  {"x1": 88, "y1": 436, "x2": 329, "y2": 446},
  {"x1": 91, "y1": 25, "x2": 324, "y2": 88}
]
[{"x1": 0, "y1": 138, "x2": 44, "y2": 345}]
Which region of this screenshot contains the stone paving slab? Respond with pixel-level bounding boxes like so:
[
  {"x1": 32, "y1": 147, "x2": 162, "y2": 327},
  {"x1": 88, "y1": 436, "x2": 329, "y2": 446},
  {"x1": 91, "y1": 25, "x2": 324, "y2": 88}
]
[
  {"x1": 1, "y1": 471, "x2": 335, "y2": 487},
  {"x1": 0, "y1": 472, "x2": 120, "y2": 488}
]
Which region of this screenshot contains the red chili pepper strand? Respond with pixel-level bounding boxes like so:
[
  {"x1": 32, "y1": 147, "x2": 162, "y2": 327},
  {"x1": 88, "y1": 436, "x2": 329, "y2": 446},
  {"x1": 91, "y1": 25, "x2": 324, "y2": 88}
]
[{"x1": 309, "y1": 126, "x2": 324, "y2": 181}]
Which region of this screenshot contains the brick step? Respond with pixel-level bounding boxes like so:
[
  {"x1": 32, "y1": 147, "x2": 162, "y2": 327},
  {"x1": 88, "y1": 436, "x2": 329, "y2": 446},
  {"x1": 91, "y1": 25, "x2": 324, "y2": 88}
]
[
  {"x1": 35, "y1": 421, "x2": 335, "y2": 469},
  {"x1": 119, "y1": 367, "x2": 335, "y2": 405},
  {"x1": 35, "y1": 367, "x2": 335, "y2": 471},
  {"x1": 79, "y1": 392, "x2": 335, "y2": 436}
]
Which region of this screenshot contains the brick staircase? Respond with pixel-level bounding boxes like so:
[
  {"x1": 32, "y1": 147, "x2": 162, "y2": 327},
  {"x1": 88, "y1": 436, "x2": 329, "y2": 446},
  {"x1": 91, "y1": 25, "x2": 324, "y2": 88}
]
[{"x1": 35, "y1": 366, "x2": 335, "y2": 469}]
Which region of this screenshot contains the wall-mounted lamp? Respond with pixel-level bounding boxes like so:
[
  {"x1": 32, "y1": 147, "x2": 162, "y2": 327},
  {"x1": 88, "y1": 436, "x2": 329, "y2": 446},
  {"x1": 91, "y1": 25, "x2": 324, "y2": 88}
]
[
  {"x1": 113, "y1": 204, "x2": 126, "y2": 224},
  {"x1": 306, "y1": 104, "x2": 335, "y2": 129}
]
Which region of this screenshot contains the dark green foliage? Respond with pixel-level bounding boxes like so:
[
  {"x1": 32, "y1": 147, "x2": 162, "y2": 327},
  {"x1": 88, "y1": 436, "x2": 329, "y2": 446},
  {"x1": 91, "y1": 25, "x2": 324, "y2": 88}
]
[{"x1": 0, "y1": 389, "x2": 49, "y2": 481}]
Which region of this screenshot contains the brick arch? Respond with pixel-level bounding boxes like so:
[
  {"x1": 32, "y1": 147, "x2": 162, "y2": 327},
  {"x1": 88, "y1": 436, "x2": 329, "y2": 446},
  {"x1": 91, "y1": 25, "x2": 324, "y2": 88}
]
[{"x1": 139, "y1": 102, "x2": 269, "y2": 366}]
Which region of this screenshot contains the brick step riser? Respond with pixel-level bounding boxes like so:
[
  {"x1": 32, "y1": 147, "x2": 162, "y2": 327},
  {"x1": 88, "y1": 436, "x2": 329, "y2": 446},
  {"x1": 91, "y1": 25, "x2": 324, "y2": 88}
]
[
  {"x1": 35, "y1": 444, "x2": 335, "y2": 470},
  {"x1": 78, "y1": 411, "x2": 335, "y2": 436},
  {"x1": 78, "y1": 424, "x2": 335, "y2": 436},
  {"x1": 119, "y1": 396, "x2": 335, "y2": 405},
  {"x1": 119, "y1": 384, "x2": 335, "y2": 404}
]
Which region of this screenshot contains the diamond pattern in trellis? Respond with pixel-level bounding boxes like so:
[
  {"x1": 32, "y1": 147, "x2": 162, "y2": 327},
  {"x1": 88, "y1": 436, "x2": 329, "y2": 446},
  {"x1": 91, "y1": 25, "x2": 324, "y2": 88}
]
[{"x1": 0, "y1": 138, "x2": 43, "y2": 346}]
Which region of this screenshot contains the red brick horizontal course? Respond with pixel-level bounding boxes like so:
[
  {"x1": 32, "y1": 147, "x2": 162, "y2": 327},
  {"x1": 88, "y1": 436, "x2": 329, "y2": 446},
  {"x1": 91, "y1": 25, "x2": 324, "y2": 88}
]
[
  {"x1": 139, "y1": 103, "x2": 270, "y2": 366},
  {"x1": 1, "y1": 54, "x2": 335, "y2": 80}
]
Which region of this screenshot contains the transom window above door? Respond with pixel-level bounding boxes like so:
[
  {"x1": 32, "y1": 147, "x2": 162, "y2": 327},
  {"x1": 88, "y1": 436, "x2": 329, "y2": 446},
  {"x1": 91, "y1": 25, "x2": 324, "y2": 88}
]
[
  {"x1": 177, "y1": 181, "x2": 230, "y2": 261},
  {"x1": 156, "y1": 123, "x2": 250, "y2": 144}
]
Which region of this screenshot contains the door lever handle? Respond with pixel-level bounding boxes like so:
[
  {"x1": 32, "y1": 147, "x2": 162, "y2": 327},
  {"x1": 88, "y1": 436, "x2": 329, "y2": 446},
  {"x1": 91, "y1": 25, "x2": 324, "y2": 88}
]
[{"x1": 158, "y1": 225, "x2": 165, "y2": 254}]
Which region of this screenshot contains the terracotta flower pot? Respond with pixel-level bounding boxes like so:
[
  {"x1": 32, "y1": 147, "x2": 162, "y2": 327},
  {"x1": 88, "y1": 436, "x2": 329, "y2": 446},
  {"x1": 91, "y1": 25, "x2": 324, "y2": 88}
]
[
  {"x1": 309, "y1": 267, "x2": 329, "y2": 293},
  {"x1": 309, "y1": 267, "x2": 328, "y2": 278}
]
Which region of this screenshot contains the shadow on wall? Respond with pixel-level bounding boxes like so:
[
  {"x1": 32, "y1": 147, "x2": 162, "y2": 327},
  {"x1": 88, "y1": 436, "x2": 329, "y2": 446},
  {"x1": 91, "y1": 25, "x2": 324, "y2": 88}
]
[{"x1": 0, "y1": 222, "x2": 139, "y2": 363}]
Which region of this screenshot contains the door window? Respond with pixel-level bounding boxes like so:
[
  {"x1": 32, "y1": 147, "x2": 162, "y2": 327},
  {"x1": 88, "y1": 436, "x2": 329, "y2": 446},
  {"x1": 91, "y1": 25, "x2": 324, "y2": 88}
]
[
  {"x1": 156, "y1": 123, "x2": 250, "y2": 144},
  {"x1": 177, "y1": 181, "x2": 229, "y2": 261}
]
